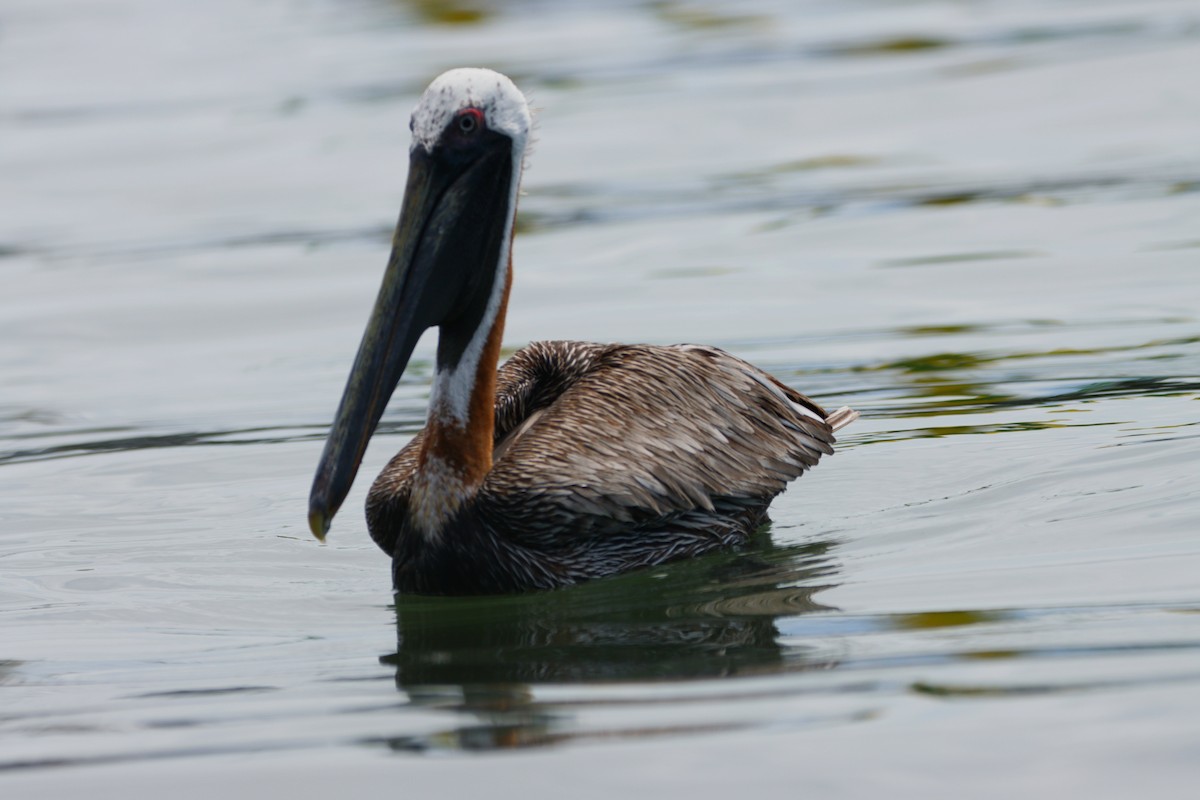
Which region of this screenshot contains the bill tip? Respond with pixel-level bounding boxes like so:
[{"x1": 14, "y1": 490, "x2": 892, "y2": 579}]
[{"x1": 308, "y1": 508, "x2": 330, "y2": 542}]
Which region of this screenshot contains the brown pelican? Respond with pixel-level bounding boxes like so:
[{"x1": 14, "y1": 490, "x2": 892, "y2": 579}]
[{"x1": 308, "y1": 68, "x2": 857, "y2": 595}]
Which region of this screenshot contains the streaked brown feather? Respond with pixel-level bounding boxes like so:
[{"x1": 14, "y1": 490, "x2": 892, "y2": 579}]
[{"x1": 366, "y1": 340, "x2": 855, "y2": 594}]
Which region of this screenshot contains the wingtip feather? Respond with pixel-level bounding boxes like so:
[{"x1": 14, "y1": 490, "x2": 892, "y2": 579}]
[{"x1": 825, "y1": 406, "x2": 859, "y2": 432}]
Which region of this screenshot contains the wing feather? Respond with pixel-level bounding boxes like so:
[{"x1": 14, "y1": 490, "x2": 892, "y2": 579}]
[
  {"x1": 368, "y1": 339, "x2": 853, "y2": 572},
  {"x1": 478, "y1": 341, "x2": 847, "y2": 552}
]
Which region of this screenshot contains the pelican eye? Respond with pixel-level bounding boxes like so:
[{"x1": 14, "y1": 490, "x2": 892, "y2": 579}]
[{"x1": 456, "y1": 108, "x2": 484, "y2": 134}]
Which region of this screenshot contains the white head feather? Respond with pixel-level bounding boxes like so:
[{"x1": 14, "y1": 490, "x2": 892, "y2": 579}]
[{"x1": 410, "y1": 68, "x2": 532, "y2": 166}]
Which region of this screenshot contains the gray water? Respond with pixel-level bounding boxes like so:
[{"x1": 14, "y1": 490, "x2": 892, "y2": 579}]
[{"x1": 3, "y1": 0, "x2": 1199, "y2": 796}]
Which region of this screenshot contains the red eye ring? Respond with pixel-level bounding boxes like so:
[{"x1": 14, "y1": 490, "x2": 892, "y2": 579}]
[{"x1": 457, "y1": 108, "x2": 484, "y2": 134}]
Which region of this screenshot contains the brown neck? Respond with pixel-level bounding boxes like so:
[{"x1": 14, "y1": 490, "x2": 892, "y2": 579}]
[{"x1": 418, "y1": 261, "x2": 512, "y2": 490}]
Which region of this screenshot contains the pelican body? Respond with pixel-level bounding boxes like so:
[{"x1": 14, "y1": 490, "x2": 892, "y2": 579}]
[{"x1": 309, "y1": 69, "x2": 857, "y2": 595}]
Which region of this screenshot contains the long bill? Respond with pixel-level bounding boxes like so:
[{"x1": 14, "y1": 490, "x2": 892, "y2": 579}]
[{"x1": 308, "y1": 152, "x2": 465, "y2": 540}]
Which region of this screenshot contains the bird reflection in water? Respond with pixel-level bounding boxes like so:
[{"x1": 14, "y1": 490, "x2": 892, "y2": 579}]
[{"x1": 374, "y1": 534, "x2": 841, "y2": 753}]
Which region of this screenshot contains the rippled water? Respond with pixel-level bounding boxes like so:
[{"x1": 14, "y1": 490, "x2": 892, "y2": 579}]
[{"x1": 3, "y1": 0, "x2": 1199, "y2": 796}]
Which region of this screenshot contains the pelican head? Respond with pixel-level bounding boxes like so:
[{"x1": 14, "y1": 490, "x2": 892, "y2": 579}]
[{"x1": 309, "y1": 69, "x2": 531, "y2": 540}]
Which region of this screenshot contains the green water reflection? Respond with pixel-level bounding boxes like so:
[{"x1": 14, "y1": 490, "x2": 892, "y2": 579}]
[
  {"x1": 377, "y1": 536, "x2": 839, "y2": 751},
  {"x1": 384, "y1": 535, "x2": 837, "y2": 686}
]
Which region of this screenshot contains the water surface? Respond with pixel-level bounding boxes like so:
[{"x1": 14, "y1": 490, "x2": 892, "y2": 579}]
[{"x1": 3, "y1": 0, "x2": 1199, "y2": 796}]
